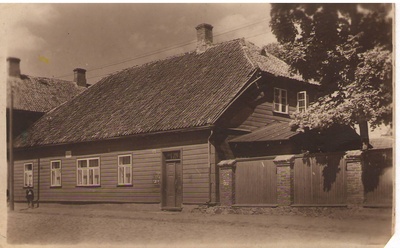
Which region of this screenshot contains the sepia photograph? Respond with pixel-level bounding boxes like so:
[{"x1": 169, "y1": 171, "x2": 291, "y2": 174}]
[{"x1": 1, "y1": 2, "x2": 395, "y2": 247}]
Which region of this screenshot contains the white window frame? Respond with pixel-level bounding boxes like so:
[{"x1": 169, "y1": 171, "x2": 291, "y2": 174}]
[
  {"x1": 76, "y1": 157, "x2": 101, "y2": 186},
  {"x1": 297, "y1": 91, "x2": 308, "y2": 112},
  {"x1": 50, "y1": 160, "x2": 62, "y2": 187},
  {"x1": 118, "y1": 155, "x2": 133, "y2": 186},
  {"x1": 273, "y1": 87, "x2": 288, "y2": 114},
  {"x1": 24, "y1": 163, "x2": 33, "y2": 187}
]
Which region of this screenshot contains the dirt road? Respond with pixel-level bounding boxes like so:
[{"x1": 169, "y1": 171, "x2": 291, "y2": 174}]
[{"x1": 4, "y1": 203, "x2": 393, "y2": 248}]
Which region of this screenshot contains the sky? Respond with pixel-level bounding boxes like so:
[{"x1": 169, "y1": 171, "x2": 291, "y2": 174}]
[
  {"x1": 2, "y1": 3, "x2": 276, "y2": 85},
  {"x1": 0, "y1": 2, "x2": 395, "y2": 138}
]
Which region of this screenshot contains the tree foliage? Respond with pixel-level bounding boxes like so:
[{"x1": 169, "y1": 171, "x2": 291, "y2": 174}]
[
  {"x1": 269, "y1": 3, "x2": 393, "y2": 131},
  {"x1": 263, "y1": 43, "x2": 290, "y2": 64}
]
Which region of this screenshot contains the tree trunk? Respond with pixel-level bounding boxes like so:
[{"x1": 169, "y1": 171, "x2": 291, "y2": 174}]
[{"x1": 359, "y1": 121, "x2": 369, "y2": 150}]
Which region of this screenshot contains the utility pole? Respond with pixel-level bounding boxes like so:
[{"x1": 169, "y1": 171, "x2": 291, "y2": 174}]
[{"x1": 8, "y1": 87, "x2": 14, "y2": 211}]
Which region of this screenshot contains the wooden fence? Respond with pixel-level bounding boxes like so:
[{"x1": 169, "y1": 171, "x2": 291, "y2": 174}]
[
  {"x1": 234, "y1": 158, "x2": 277, "y2": 206},
  {"x1": 229, "y1": 149, "x2": 392, "y2": 207},
  {"x1": 363, "y1": 149, "x2": 393, "y2": 207},
  {"x1": 293, "y1": 153, "x2": 347, "y2": 206}
]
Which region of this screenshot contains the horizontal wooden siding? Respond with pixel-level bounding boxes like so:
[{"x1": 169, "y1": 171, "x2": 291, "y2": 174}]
[
  {"x1": 13, "y1": 143, "x2": 210, "y2": 204},
  {"x1": 238, "y1": 102, "x2": 295, "y2": 131}
]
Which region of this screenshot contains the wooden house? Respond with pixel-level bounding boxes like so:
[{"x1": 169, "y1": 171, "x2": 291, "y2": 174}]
[
  {"x1": 12, "y1": 23, "x2": 360, "y2": 210},
  {"x1": 7, "y1": 57, "x2": 87, "y2": 140}
]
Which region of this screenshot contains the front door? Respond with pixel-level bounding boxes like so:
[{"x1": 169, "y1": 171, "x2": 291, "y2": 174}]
[{"x1": 162, "y1": 151, "x2": 182, "y2": 210}]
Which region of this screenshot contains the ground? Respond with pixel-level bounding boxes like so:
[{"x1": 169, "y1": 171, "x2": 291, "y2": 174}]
[{"x1": 2, "y1": 203, "x2": 393, "y2": 248}]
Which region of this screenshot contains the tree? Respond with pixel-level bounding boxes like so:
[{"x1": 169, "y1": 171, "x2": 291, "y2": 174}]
[
  {"x1": 269, "y1": 3, "x2": 393, "y2": 149},
  {"x1": 263, "y1": 43, "x2": 290, "y2": 64}
]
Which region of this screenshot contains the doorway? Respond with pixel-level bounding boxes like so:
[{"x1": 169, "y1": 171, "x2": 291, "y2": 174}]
[{"x1": 161, "y1": 151, "x2": 182, "y2": 210}]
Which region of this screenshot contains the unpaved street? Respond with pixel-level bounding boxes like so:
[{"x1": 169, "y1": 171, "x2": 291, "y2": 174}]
[{"x1": 5, "y1": 203, "x2": 393, "y2": 248}]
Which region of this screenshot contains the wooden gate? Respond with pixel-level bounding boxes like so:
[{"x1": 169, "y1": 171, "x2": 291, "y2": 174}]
[
  {"x1": 294, "y1": 153, "x2": 346, "y2": 206},
  {"x1": 363, "y1": 149, "x2": 393, "y2": 207},
  {"x1": 235, "y1": 159, "x2": 277, "y2": 206}
]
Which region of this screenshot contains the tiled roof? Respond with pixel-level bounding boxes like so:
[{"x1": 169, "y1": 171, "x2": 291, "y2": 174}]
[
  {"x1": 229, "y1": 121, "x2": 298, "y2": 143},
  {"x1": 242, "y1": 42, "x2": 303, "y2": 81},
  {"x1": 7, "y1": 75, "x2": 86, "y2": 113},
  {"x1": 15, "y1": 39, "x2": 310, "y2": 148}
]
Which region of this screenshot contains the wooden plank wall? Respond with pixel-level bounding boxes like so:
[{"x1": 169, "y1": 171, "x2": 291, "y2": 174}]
[
  {"x1": 293, "y1": 154, "x2": 346, "y2": 205},
  {"x1": 238, "y1": 102, "x2": 295, "y2": 131},
  {"x1": 182, "y1": 144, "x2": 210, "y2": 204},
  {"x1": 235, "y1": 159, "x2": 277, "y2": 205},
  {"x1": 363, "y1": 149, "x2": 393, "y2": 207},
  {"x1": 13, "y1": 143, "x2": 210, "y2": 204}
]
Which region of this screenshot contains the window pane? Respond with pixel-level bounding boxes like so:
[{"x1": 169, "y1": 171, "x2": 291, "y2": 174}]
[
  {"x1": 282, "y1": 90, "x2": 287, "y2": 99},
  {"x1": 165, "y1": 151, "x2": 180, "y2": 160},
  {"x1": 282, "y1": 104, "x2": 287, "y2": 113},
  {"x1": 56, "y1": 170, "x2": 61, "y2": 185},
  {"x1": 126, "y1": 169, "x2": 131, "y2": 184},
  {"x1": 119, "y1": 167, "x2": 124, "y2": 184},
  {"x1": 274, "y1": 88, "x2": 280, "y2": 96},
  {"x1": 119, "y1": 156, "x2": 131, "y2": 165},
  {"x1": 25, "y1": 164, "x2": 32, "y2": 171},
  {"x1": 274, "y1": 89, "x2": 280, "y2": 103},
  {"x1": 78, "y1": 170, "x2": 82, "y2": 185},
  {"x1": 83, "y1": 170, "x2": 88, "y2": 184},
  {"x1": 28, "y1": 174, "x2": 32, "y2": 186},
  {"x1": 281, "y1": 91, "x2": 287, "y2": 105},
  {"x1": 78, "y1": 160, "x2": 87, "y2": 168},
  {"x1": 89, "y1": 159, "x2": 99, "y2": 167},
  {"x1": 274, "y1": 103, "x2": 280, "y2": 112},
  {"x1": 89, "y1": 169, "x2": 93, "y2": 185},
  {"x1": 52, "y1": 161, "x2": 60, "y2": 169},
  {"x1": 94, "y1": 168, "x2": 100, "y2": 184}
]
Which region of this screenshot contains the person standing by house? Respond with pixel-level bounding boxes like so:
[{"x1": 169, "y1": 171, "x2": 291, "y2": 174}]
[{"x1": 26, "y1": 188, "x2": 34, "y2": 208}]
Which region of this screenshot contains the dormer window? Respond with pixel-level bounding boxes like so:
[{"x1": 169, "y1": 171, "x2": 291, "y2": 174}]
[
  {"x1": 273, "y1": 88, "x2": 288, "y2": 114},
  {"x1": 297, "y1": 91, "x2": 308, "y2": 112}
]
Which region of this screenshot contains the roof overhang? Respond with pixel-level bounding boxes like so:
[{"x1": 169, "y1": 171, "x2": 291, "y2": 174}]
[
  {"x1": 228, "y1": 122, "x2": 298, "y2": 143},
  {"x1": 14, "y1": 125, "x2": 215, "y2": 151}
]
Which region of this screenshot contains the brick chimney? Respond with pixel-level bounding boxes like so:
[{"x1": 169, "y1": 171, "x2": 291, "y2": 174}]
[
  {"x1": 7, "y1": 57, "x2": 21, "y2": 78},
  {"x1": 73, "y1": 68, "x2": 87, "y2": 87},
  {"x1": 196, "y1": 23, "x2": 213, "y2": 53}
]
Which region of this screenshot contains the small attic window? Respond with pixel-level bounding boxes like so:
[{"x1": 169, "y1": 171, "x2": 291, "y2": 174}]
[
  {"x1": 273, "y1": 87, "x2": 288, "y2": 114},
  {"x1": 297, "y1": 91, "x2": 309, "y2": 112}
]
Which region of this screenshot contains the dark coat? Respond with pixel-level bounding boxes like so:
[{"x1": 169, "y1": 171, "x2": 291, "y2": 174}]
[{"x1": 26, "y1": 189, "x2": 34, "y2": 200}]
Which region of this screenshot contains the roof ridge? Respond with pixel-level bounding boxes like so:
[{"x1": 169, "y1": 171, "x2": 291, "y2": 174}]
[
  {"x1": 28, "y1": 75, "x2": 88, "y2": 90},
  {"x1": 239, "y1": 38, "x2": 257, "y2": 69},
  {"x1": 25, "y1": 74, "x2": 68, "y2": 82},
  {"x1": 240, "y1": 40, "x2": 317, "y2": 84},
  {"x1": 25, "y1": 74, "x2": 83, "y2": 85},
  {"x1": 14, "y1": 37, "x2": 258, "y2": 147},
  {"x1": 100, "y1": 39, "x2": 247, "y2": 81}
]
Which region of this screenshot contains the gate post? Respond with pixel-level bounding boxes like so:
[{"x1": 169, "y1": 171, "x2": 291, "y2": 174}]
[
  {"x1": 345, "y1": 150, "x2": 364, "y2": 207},
  {"x1": 274, "y1": 155, "x2": 295, "y2": 206},
  {"x1": 218, "y1": 160, "x2": 236, "y2": 206}
]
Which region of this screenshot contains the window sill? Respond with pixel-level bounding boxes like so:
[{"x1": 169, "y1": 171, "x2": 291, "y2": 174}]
[
  {"x1": 273, "y1": 110, "x2": 289, "y2": 114},
  {"x1": 272, "y1": 111, "x2": 289, "y2": 117},
  {"x1": 23, "y1": 186, "x2": 33, "y2": 189},
  {"x1": 75, "y1": 185, "x2": 101, "y2": 188},
  {"x1": 50, "y1": 186, "x2": 62, "y2": 188},
  {"x1": 117, "y1": 184, "x2": 133, "y2": 187}
]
